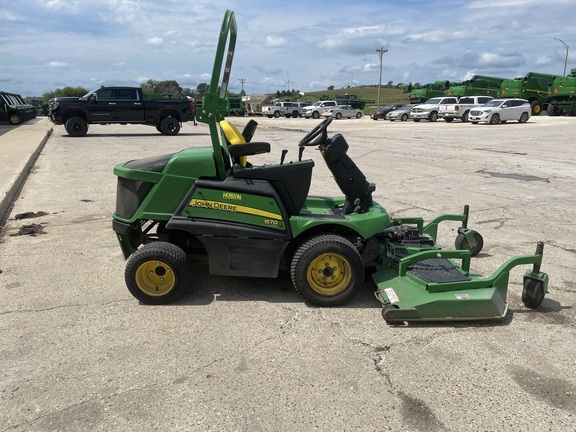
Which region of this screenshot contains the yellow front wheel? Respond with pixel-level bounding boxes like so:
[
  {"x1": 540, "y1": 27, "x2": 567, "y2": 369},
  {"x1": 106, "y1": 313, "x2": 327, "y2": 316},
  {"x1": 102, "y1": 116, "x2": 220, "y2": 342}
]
[
  {"x1": 291, "y1": 234, "x2": 364, "y2": 306},
  {"x1": 125, "y1": 242, "x2": 190, "y2": 304}
]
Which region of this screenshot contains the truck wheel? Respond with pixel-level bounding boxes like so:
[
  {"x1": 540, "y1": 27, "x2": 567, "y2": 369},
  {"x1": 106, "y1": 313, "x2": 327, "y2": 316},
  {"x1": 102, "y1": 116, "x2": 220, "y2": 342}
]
[
  {"x1": 290, "y1": 234, "x2": 364, "y2": 306},
  {"x1": 312, "y1": 111, "x2": 320, "y2": 119},
  {"x1": 455, "y1": 231, "x2": 484, "y2": 257},
  {"x1": 9, "y1": 114, "x2": 22, "y2": 125},
  {"x1": 292, "y1": 111, "x2": 299, "y2": 118},
  {"x1": 530, "y1": 101, "x2": 542, "y2": 116},
  {"x1": 125, "y1": 242, "x2": 190, "y2": 305},
  {"x1": 160, "y1": 116, "x2": 180, "y2": 135},
  {"x1": 428, "y1": 111, "x2": 438, "y2": 122},
  {"x1": 444, "y1": 117, "x2": 453, "y2": 123},
  {"x1": 65, "y1": 116, "x2": 88, "y2": 137},
  {"x1": 273, "y1": 110, "x2": 280, "y2": 118},
  {"x1": 461, "y1": 111, "x2": 470, "y2": 122}
]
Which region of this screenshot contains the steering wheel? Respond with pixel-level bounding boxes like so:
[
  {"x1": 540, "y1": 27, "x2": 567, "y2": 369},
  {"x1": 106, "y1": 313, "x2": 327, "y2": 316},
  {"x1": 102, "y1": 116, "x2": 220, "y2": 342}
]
[{"x1": 298, "y1": 116, "x2": 333, "y2": 146}]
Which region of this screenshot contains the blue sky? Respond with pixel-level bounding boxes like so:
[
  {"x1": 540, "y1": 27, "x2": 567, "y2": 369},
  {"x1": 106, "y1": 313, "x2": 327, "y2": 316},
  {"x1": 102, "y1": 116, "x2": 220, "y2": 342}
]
[{"x1": 1, "y1": 0, "x2": 575, "y2": 97}]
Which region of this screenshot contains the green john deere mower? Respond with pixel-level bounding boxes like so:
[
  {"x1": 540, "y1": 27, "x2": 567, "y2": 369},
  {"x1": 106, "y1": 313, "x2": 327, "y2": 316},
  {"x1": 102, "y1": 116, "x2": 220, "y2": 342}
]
[{"x1": 112, "y1": 10, "x2": 549, "y2": 323}]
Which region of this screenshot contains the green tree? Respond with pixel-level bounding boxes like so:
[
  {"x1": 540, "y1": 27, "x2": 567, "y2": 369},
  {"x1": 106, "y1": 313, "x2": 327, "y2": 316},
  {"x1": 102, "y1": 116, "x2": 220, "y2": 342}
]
[
  {"x1": 196, "y1": 83, "x2": 210, "y2": 97},
  {"x1": 140, "y1": 79, "x2": 183, "y2": 97},
  {"x1": 327, "y1": 85, "x2": 334, "y2": 91},
  {"x1": 42, "y1": 86, "x2": 89, "y2": 102}
]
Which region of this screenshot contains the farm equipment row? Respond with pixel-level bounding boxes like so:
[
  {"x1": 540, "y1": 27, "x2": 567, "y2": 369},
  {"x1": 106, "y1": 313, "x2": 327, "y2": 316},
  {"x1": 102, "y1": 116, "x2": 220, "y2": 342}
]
[{"x1": 0, "y1": 91, "x2": 37, "y2": 125}]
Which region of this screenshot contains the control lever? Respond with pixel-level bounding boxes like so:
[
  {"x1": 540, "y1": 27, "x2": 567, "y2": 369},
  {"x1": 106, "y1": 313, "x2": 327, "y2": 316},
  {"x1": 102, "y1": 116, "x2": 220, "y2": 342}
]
[
  {"x1": 298, "y1": 146, "x2": 305, "y2": 161},
  {"x1": 280, "y1": 149, "x2": 288, "y2": 165}
]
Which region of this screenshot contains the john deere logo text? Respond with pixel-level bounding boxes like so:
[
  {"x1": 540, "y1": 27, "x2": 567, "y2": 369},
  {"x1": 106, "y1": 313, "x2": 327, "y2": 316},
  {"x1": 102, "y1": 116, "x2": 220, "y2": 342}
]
[{"x1": 223, "y1": 192, "x2": 242, "y2": 200}]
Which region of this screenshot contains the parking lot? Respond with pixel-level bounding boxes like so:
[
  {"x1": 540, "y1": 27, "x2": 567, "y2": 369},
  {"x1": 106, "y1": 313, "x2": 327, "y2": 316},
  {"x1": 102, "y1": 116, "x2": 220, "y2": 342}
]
[{"x1": 1, "y1": 115, "x2": 575, "y2": 431}]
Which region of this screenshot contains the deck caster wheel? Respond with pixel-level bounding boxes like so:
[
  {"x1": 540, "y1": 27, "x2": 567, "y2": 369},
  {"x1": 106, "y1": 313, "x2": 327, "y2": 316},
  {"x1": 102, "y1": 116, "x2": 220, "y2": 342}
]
[
  {"x1": 455, "y1": 230, "x2": 484, "y2": 257},
  {"x1": 381, "y1": 304, "x2": 400, "y2": 321},
  {"x1": 522, "y1": 278, "x2": 546, "y2": 308},
  {"x1": 125, "y1": 242, "x2": 191, "y2": 304}
]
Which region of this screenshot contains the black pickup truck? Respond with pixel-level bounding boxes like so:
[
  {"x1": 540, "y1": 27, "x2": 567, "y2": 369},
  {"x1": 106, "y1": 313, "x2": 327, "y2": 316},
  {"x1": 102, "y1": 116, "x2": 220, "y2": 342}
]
[{"x1": 48, "y1": 86, "x2": 195, "y2": 137}]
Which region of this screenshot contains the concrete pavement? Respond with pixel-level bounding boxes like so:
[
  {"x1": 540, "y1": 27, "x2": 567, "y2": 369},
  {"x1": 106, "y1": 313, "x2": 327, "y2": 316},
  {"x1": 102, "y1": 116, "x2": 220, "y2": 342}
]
[{"x1": 0, "y1": 118, "x2": 53, "y2": 225}]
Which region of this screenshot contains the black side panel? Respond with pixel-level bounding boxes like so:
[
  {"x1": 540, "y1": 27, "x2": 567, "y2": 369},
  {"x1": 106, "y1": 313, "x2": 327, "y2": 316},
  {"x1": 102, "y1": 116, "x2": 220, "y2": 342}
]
[
  {"x1": 167, "y1": 217, "x2": 291, "y2": 240},
  {"x1": 202, "y1": 236, "x2": 288, "y2": 277}
]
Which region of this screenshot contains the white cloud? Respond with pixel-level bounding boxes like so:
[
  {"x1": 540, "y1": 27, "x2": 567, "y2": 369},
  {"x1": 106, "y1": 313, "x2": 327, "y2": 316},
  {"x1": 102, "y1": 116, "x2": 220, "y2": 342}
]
[
  {"x1": 46, "y1": 61, "x2": 70, "y2": 67},
  {"x1": 146, "y1": 37, "x2": 163, "y2": 46},
  {"x1": 264, "y1": 36, "x2": 287, "y2": 48}
]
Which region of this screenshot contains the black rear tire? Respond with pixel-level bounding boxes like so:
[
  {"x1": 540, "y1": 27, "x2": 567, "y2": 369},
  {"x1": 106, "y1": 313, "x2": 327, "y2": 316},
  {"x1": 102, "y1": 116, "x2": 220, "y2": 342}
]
[
  {"x1": 160, "y1": 116, "x2": 180, "y2": 135},
  {"x1": 547, "y1": 103, "x2": 560, "y2": 116},
  {"x1": 290, "y1": 234, "x2": 364, "y2": 306},
  {"x1": 65, "y1": 116, "x2": 88, "y2": 137}
]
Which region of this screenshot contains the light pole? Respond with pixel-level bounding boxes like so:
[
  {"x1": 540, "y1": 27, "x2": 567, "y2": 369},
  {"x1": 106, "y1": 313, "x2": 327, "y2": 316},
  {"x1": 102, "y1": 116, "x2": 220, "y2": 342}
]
[
  {"x1": 554, "y1": 37, "x2": 569, "y2": 76},
  {"x1": 375, "y1": 47, "x2": 388, "y2": 107}
]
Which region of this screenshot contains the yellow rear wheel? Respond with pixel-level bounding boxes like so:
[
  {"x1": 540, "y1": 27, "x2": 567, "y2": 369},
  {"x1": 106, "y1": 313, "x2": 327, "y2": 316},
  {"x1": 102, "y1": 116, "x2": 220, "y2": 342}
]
[
  {"x1": 291, "y1": 234, "x2": 363, "y2": 306},
  {"x1": 306, "y1": 253, "x2": 352, "y2": 296}
]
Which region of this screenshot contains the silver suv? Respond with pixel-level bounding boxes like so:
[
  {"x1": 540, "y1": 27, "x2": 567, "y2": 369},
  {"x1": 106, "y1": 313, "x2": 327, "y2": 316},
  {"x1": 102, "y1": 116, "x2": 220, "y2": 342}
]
[
  {"x1": 469, "y1": 98, "x2": 531, "y2": 124},
  {"x1": 302, "y1": 101, "x2": 337, "y2": 119}
]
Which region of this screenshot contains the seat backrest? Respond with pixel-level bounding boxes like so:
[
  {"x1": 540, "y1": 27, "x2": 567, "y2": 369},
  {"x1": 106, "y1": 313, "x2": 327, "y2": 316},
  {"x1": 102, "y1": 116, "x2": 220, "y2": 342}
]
[
  {"x1": 319, "y1": 133, "x2": 374, "y2": 214},
  {"x1": 233, "y1": 160, "x2": 314, "y2": 216},
  {"x1": 219, "y1": 120, "x2": 248, "y2": 167}
]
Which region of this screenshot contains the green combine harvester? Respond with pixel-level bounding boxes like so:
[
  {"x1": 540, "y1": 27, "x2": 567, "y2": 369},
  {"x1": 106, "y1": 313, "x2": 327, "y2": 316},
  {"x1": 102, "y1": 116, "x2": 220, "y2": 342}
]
[
  {"x1": 444, "y1": 75, "x2": 508, "y2": 98},
  {"x1": 500, "y1": 72, "x2": 560, "y2": 115},
  {"x1": 404, "y1": 81, "x2": 452, "y2": 104},
  {"x1": 111, "y1": 10, "x2": 549, "y2": 323},
  {"x1": 547, "y1": 68, "x2": 576, "y2": 116}
]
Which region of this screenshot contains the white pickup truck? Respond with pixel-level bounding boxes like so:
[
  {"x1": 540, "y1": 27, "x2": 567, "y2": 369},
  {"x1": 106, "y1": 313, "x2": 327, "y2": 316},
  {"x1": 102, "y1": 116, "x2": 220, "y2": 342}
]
[
  {"x1": 410, "y1": 97, "x2": 458, "y2": 122},
  {"x1": 261, "y1": 102, "x2": 290, "y2": 118},
  {"x1": 261, "y1": 101, "x2": 310, "y2": 118},
  {"x1": 438, "y1": 95, "x2": 494, "y2": 122}
]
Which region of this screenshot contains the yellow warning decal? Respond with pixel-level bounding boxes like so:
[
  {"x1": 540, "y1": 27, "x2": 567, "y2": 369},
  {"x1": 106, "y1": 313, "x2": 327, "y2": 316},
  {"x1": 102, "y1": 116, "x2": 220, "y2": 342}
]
[{"x1": 189, "y1": 199, "x2": 282, "y2": 220}]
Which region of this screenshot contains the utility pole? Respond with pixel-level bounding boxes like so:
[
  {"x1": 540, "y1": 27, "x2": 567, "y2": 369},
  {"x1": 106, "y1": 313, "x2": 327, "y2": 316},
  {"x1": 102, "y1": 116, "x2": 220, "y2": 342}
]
[
  {"x1": 375, "y1": 47, "x2": 388, "y2": 107},
  {"x1": 238, "y1": 78, "x2": 246, "y2": 95}
]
